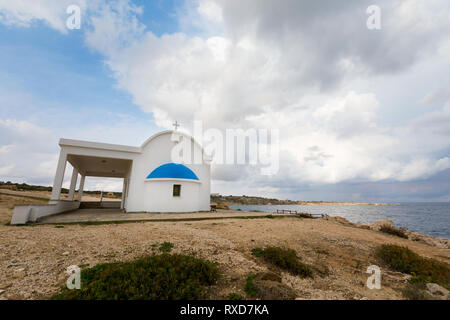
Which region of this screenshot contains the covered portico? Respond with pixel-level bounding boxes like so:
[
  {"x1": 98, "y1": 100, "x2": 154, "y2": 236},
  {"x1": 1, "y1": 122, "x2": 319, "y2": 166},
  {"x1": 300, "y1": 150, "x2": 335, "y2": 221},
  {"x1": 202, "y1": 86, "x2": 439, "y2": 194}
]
[
  {"x1": 11, "y1": 139, "x2": 139, "y2": 225},
  {"x1": 50, "y1": 139, "x2": 138, "y2": 210}
]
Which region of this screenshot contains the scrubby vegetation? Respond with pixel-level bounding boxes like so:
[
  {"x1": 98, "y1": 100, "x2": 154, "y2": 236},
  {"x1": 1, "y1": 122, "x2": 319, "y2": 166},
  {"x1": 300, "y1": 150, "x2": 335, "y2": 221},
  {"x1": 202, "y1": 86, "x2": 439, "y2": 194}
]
[
  {"x1": 0, "y1": 181, "x2": 53, "y2": 192},
  {"x1": 376, "y1": 244, "x2": 450, "y2": 289},
  {"x1": 244, "y1": 274, "x2": 258, "y2": 297},
  {"x1": 379, "y1": 225, "x2": 408, "y2": 239},
  {"x1": 51, "y1": 254, "x2": 220, "y2": 300},
  {"x1": 158, "y1": 242, "x2": 174, "y2": 253},
  {"x1": 251, "y1": 247, "x2": 313, "y2": 277},
  {"x1": 227, "y1": 293, "x2": 244, "y2": 300}
]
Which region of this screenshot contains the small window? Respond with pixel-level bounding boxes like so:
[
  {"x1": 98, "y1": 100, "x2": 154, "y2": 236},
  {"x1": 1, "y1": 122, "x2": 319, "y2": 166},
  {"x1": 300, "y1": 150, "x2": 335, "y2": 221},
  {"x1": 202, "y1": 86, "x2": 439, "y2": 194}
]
[{"x1": 173, "y1": 184, "x2": 181, "y2": 197}]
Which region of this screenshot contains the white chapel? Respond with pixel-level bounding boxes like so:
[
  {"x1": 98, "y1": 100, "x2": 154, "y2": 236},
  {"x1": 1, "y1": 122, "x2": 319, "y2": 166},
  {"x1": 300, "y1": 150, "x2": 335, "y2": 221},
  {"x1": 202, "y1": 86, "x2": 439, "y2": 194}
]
[{"x1": 11, "y1": 130, "x2": 211, "y2": 224}]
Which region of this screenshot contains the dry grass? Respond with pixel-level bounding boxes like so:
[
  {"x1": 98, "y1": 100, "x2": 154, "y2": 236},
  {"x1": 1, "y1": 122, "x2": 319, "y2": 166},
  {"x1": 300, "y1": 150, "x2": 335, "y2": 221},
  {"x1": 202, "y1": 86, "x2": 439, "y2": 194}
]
[{"x1": 379, "y1": 225, "x2": 408, "y2": 239}]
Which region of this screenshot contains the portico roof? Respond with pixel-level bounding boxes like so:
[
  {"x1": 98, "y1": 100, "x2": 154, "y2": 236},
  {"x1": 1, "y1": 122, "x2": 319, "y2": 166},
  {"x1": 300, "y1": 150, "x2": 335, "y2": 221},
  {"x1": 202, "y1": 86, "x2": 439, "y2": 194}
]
[
  {"x1": 59, "y1": 138, "x2": 141, "y2": 154},
  {"x1": 67, "y1": 154, "x2": 132, "y2": 178},
  {"x1": 58, "y1": 139, "x2": 137, "y2": 178}
]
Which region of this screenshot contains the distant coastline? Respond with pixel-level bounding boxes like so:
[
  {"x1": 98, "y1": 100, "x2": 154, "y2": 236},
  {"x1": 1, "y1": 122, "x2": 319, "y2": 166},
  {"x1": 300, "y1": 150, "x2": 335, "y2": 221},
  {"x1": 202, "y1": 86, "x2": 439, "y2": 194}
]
[
  {"x1": 0, "y1": 182, "x2": 392, "y2": 206},
  {"x1": 211, "y1": 194, "x2": 391, "y2": 206},
  {"x1": 228, "y1": 201, "x2": 392, "y2": 206},
  {"x1": 265, "y1": 202, "x2": 391, "y2": 206}
]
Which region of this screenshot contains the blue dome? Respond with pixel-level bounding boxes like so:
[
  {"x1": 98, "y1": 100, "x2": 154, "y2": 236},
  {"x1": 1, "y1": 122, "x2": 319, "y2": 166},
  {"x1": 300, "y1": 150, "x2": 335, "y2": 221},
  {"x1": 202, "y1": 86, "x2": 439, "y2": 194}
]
[{"x1": 146, "y1": 163, "x2": 199, "y2": 180}]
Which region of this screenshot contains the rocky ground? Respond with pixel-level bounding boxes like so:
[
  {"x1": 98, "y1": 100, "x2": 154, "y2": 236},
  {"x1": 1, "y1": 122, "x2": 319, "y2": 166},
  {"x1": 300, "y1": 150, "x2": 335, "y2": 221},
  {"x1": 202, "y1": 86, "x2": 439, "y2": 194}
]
[{"x1": 0, "y1": 193, "x2": 448, "y2": 300}]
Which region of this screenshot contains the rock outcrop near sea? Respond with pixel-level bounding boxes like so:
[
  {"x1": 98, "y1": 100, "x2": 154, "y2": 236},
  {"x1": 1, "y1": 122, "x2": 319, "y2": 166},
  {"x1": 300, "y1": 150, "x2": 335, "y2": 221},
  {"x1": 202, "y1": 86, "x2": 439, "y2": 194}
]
[{"x1": 358, "y1": 219, "x2": 450, "y2": 249}]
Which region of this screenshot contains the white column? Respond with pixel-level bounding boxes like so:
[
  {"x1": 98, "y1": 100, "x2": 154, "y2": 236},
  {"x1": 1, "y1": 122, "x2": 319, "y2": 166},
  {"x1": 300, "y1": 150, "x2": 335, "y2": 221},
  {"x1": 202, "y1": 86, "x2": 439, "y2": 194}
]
[
  {"x1": 50, "y1": 150, "x2": 67, "y2": 202},
  {"x1": 68, "y1": 168, "x2": 78, "y2": 201},
  {"x1": 121, "y1": 178, "x2": 129, "y2": 210},
  {"x1": 77, "y1": 175, "x2": 85, "y2": 202},
  {"x1": 120, "y1": 178, "x2": 126, "y2": 210}
]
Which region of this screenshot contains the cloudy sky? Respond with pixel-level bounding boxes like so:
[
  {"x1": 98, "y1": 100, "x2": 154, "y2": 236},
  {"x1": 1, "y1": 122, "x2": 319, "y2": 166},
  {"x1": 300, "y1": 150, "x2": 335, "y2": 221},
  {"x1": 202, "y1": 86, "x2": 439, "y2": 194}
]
[{"x1": 0, "y1": 0, "x2": 449, "y2": 202}]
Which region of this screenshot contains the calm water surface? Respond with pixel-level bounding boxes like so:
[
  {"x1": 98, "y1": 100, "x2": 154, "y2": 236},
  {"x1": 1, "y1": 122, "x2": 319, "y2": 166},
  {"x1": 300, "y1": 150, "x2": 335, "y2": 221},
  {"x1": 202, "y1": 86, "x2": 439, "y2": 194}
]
[{"x1": 230, "y1": 203, "x2": 450, "y2": 238}]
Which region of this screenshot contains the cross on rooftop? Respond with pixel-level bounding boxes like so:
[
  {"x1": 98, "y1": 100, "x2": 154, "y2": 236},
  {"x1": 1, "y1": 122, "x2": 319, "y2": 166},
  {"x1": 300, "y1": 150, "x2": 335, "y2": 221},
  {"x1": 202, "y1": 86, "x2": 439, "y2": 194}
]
[{"x1": 173, "y1": 120, "x2": 180, "y2": 130}]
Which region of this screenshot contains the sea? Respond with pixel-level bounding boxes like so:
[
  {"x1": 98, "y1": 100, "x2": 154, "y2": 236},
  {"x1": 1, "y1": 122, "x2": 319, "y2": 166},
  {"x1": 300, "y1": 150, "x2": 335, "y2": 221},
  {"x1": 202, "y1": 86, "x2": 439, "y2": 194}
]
[{"x1": 229, "y1": 202, "x2": 450, "y2": 238}]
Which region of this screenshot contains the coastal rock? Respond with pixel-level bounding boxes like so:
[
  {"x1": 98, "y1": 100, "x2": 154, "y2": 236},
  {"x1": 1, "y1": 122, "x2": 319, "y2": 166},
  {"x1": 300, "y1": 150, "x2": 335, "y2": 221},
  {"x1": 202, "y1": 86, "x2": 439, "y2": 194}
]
[
  {"x1": 327, "y1": 216, "x2": 355, "y2": 227},
  {"x1": 373, "y1": 219, "x2": 394, "y2": 231},
  {"x1": 384, "y1": 271, "x2": 412, "y2": 282},
  {"x1": 406, "y1": 231, "x2": 450, "y2": 249},
  {"x1": 210, "y1": 202, "x2": 230, "y2": 210},
  {"x1": 424, "y1": 283, "x2": 449, "y2": 300},
  {"x1": 358, "y1": 219, "x2": 394, "y2": 231},
  {"x1": 357, "y1": 220, "x2": 449, "y2": 248}
]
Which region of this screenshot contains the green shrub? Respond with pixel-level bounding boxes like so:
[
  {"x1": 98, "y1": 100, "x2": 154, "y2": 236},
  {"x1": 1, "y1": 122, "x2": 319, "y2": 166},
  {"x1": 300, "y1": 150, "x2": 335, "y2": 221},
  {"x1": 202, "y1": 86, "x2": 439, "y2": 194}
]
[
  {"x1": 159, "y1": 242, "x2": 174, "y2": 253},
  {"x1": 251, "y1": 247, "x2": 313, "y2": 277},
  {"x1": 379, "y1": 225, "x2": 408, "y2": 239},
  {"x1": 376, "y1": 245, "x2": 450, "y2": 289},
  {"x1": 51, "y1": 254, "x2": 220, "y2": 300},
  {"x1": 244, "y1": 274, "x2": 258, "y2": 297},
  {"x1": 251, "y1": 248, "x2": 264, "y2": 257},
  {"x1": 227, "y1": 293, "x2": 244, "y2": 300}
]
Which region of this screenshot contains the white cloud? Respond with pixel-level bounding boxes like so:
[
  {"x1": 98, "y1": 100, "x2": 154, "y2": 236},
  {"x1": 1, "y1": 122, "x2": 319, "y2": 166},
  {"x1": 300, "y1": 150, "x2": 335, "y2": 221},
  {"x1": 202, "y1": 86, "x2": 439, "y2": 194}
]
[
  {"x1": 0, "y1": 165, "x2": 14, "y2": 176},
  {"x1": 0, "y1": 118, "x2": 47, "y2": 136},
  {"x1": 84, "y1": 0, "x2": 144, "y2": 56},
  {"x1": 0, "y1": 144, "x2": 14, "y2": 154},
  {"x1": 197, "y1": 0, "x2": 223, "y2": 23},
  {"x1": 79, "y1": 0, "x2": 450, "y2": 188},
  {"x1": 0, "y1": 0, "x2": 89, "y2": 33},
  {"x1": 396, "y1": 157, "x2": 450, "y2": 181},
  {"x1": 420, "y1": 85, "x2": 450, "y2": 106},
  {"x1": 90, "y1": 178, "x2": 124, "y2": 192},
  {"x1": 1, "y1": 0, "x2": 450, "y2": 199},
  {"x1": 0, "y1": 119, "x2": 58, "y2": 181}
]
